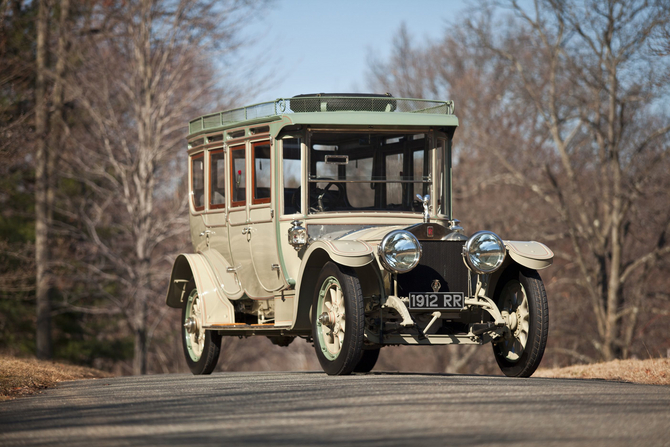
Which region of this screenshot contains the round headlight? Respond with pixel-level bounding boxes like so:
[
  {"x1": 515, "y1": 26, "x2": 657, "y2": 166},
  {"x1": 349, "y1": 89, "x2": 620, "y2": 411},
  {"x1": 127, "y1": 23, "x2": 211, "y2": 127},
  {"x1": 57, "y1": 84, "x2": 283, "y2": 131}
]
[
  {"x1": 378, "y1": 230, "x2": 422, "y2": 274},
  {"x1": 463, "y1": 231, "x2": 506, "y2": 274}
]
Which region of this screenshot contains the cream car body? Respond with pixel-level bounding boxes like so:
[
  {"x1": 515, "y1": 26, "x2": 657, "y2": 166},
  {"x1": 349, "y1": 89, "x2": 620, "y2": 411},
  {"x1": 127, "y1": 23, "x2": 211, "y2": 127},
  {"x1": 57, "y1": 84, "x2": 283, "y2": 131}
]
[{"x1": 166, "y1": 94, "x2": 553, "y2": 376}]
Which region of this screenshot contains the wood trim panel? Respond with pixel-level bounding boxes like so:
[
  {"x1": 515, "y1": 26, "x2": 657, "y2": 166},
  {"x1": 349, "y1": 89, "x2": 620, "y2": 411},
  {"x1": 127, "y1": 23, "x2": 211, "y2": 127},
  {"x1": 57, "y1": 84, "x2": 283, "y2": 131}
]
[{"x1": 191, "y1": 152, "x2": 205, "y2": 212}]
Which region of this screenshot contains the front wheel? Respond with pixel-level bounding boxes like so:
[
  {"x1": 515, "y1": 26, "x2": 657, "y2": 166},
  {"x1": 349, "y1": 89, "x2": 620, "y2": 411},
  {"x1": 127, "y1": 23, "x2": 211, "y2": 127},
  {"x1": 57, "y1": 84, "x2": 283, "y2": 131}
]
[
  {"x1": 182, "y1": 287, "x2": 222, "y2": 375},
  {"x1": 312, "y1": 262, "x2": 365, "y2": 375},
  {"x1": 492, "y1": 267, "x2": 548, "y2": 377}
]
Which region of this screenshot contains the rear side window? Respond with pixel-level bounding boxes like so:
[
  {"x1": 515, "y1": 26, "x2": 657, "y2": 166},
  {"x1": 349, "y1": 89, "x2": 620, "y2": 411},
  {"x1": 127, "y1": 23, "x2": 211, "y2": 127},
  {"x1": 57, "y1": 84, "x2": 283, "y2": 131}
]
[
  {"x1": 210, "y1": 149, "x2": 225, "y2": 209},
  {"x1": 230, "y1": 145, "x2": 246, "y2": 207},
  {"x1": 191, "y1": 153, "x2": 205, "y2": 211}
]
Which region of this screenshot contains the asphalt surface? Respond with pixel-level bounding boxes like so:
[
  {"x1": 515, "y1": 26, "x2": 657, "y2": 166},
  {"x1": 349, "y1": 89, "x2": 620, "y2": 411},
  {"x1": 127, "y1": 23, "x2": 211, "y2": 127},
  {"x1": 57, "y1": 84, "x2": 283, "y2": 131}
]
[{"x1": 1, "y1": 371, "x2": 669, "y2": 446}]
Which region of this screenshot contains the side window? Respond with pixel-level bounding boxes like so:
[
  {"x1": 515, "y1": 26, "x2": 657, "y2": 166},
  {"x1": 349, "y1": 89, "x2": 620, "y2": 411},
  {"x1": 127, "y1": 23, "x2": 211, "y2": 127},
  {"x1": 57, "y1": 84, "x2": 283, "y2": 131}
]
[
  {"x1": 282, "y1": 138, "x2": 302, "y2": 214},
  {"x1": 230, "y1": 145, "x2": 246, "y2": 207},
  {"x1": 191, "y1": 153, "x2": 205, "y2": 211},
  {"x1": 413, "y1": 149, "x2": 427, "y2": 199},
  {"x1": 345, "y1": 156, "x2": 374, "y2": 208},
  {"x1": 385, "y1": 153, "x2": 403, "y2": 206},
  {"x1": 209, "y1": 149, "x2": 225, "y2": 209},
  {"x1": 252, "y1": 141, "x2": 271, "y2": 204},
  {"x1": 437, "y1": 138, "x2": 447, "y2": 216}
]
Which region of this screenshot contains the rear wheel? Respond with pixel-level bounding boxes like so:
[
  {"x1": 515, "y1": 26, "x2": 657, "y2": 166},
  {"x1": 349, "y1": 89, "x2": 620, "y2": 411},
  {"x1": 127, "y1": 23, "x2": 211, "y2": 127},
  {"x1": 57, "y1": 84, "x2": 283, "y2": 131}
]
[
  {"x1": 312, "y1": 262, "x2": 365, "y2": 375},
  {"x1": 182, "y1": 287, "x2": 221, "y2": 375},
  {"x1": 354, "y1": 348, "x2": 380, "y2": 373},
  {"x1": 492, "y1": 267, "x2": 548, "y2": 377}
]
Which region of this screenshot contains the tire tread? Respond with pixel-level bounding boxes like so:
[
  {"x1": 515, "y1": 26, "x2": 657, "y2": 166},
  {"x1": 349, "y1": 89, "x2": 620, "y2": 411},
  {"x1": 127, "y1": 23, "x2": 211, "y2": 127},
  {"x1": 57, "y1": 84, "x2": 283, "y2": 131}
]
[
  {"x1": 312, "y1": 262, "x2": 365, "y2": 375},
  {"x1": 493, "y1": 267, "x2": 549, "y2": 378}
]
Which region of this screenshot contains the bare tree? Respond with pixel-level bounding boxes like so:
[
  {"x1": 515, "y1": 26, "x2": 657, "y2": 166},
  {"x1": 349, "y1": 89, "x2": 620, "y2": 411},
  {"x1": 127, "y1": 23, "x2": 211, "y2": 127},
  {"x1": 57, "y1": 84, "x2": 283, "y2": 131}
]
[
  {"x1": 470, "y1": 0, "x2": 670, "y2": 361},
  {"x1": 34, "y1": 0, "x2": 51, "y2": 359},
  {"x1": 368, "y1": 0, "x2": 670, "y2": 365},
  {"x1": 57, "y1": 0, "x2": 264, "y2": 374},
  {"x1": 33, "y1": 0, "x2": 72, "y2": 360}
]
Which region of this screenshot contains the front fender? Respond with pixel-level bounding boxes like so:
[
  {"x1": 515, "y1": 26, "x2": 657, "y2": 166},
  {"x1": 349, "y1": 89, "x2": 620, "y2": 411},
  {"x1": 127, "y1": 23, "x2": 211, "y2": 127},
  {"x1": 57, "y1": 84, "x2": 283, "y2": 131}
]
[
  {"x1": 303, "y1": 240, "x2": 376, "y2": 268},
  {"x1": 504, "y1": 240, "x2": 554, "y2": 270},
  {"x1": 290, "y1": 240, "x2": 375, "y2": 331}
]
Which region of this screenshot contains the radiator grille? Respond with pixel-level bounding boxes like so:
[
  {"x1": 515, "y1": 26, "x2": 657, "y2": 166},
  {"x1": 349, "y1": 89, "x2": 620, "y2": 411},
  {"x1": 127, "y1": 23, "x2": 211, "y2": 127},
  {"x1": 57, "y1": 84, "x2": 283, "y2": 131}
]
[{"x1": 397, "y1": 241, "x2": 471, "y2": 296}]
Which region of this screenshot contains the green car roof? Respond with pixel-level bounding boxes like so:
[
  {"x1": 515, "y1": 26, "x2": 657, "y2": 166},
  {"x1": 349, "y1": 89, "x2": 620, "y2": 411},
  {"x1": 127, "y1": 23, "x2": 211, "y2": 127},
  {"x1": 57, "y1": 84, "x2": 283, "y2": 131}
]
[{"x1": 187, "y1": 95, "x2": 458, "y2": 138}]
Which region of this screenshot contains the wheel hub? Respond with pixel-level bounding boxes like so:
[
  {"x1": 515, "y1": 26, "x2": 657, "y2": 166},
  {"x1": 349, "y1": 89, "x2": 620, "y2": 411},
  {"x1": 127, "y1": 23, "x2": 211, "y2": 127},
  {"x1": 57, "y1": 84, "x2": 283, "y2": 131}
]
[
  {"x1": 508, "y1": 312, "x2": 518, "y2": 332},
  {"x1": 184, "y1": 317, "x2": 199, "y2": 334},
  {"x1": 318, "y1": 312, "x2": 331, "y2": 326}
]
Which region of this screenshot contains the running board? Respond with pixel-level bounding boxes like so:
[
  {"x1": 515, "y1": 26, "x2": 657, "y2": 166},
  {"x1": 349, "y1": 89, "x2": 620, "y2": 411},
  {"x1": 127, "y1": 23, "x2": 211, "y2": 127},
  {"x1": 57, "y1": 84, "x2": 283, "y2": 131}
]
[{"x1": 208, "y1": 323, "x2": 275, "y2": 329}]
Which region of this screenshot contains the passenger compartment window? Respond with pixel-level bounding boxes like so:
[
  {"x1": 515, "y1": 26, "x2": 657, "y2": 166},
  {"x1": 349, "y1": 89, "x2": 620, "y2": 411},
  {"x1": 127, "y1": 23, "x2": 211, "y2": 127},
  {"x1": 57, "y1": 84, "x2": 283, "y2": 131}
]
[
  {"x1": 252, "y1": 141, "x2": 271, "y2": 204},
  {"x1": 209, "y1": 149, "x2": 225, "y2": 209},
  {"x1": 282, "y1": 138, "x2": 302, "y2": 215},
  {"x1": 230, "y1": 145, "x2": 246, "y2": 207},
  {"x1": 191, "y1": 153, "x2": 205, "y2": 211}
]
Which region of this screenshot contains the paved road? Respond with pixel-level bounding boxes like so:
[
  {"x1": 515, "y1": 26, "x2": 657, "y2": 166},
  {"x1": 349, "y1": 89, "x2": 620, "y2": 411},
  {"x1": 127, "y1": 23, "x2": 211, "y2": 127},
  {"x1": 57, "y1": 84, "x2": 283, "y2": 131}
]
[{"x1": 1, "y1": 372, "x2": 669, "y2": 446}]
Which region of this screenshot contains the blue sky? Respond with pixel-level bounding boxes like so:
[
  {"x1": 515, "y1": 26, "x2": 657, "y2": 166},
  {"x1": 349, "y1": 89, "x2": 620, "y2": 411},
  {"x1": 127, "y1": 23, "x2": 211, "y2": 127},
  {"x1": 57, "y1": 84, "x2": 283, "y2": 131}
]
[{"x1": 242, "y1": 0, "x2": 474, "y2": 103}]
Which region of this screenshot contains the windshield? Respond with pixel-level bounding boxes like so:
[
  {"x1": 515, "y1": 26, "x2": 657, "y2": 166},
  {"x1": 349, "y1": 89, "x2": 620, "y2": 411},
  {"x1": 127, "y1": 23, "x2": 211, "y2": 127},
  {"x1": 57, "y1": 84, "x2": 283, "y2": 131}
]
[{"x1": 308, "y1": 131, "x2": 432, "y2": 213}]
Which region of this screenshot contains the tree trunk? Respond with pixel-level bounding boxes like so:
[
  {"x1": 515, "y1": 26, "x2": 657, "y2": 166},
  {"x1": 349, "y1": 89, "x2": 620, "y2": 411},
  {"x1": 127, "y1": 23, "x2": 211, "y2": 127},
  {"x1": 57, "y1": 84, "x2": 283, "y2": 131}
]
[
  {"x1": 133, "y1": 258, "x2": 150, "y2": 375},
  {"x1": 48, "y1": 0, "x2": 69, "y2": 235},
  {"x1": 133, "y1": 298, "x2": 148, "y2": 375},
  {"x1": 35, "y1": 0, "x2": 51, "y2": 360}
]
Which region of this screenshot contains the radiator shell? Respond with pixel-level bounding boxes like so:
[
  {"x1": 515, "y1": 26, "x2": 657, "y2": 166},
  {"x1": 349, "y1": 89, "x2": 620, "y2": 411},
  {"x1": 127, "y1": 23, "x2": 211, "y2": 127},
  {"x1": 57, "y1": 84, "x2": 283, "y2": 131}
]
[{"x1": 396, "y1": 241, "x2": 471, "y2": 297}]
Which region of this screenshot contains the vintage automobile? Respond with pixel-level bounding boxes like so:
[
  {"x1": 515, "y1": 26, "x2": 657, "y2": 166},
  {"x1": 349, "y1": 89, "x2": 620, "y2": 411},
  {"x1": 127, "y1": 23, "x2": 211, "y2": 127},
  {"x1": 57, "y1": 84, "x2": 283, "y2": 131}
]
[{"x1": 165, "y1": 93, "x2": 553, "y2": 377}]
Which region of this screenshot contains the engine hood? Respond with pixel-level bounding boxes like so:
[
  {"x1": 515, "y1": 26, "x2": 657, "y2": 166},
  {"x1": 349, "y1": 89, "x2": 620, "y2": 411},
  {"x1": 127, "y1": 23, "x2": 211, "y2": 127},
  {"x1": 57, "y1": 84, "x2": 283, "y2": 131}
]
[{"x1": 306, "y1": 222, "x2": 453, "y2": 244}]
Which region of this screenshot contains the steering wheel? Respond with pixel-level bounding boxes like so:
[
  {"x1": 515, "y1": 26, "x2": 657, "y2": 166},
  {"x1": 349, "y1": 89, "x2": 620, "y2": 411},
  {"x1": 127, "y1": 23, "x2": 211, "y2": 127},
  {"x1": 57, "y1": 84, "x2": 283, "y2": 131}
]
[{"x1": 311, "y1": 182, "x2": 345, "y2": 212}]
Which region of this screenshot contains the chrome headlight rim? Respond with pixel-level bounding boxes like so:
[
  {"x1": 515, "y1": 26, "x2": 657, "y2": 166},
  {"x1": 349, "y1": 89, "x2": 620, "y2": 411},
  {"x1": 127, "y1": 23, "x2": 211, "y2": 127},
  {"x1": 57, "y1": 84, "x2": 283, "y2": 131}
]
[
  {"x1": 463, "y1": 230, "x2": 506, "y2": 275},
  {"x1": 377, "y1": 230, "x2": 422, "y2": 274}
]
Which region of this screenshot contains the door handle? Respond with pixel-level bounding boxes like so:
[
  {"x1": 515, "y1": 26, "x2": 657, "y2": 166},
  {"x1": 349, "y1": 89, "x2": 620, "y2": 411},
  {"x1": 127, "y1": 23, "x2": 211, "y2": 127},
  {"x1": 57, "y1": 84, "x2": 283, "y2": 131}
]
[
  {"x1": 242, "y1": 226, "x2": 251, "y2": 235},
  {"x1": 199, "y1": 230, "x2": 215, "y2": 237}
]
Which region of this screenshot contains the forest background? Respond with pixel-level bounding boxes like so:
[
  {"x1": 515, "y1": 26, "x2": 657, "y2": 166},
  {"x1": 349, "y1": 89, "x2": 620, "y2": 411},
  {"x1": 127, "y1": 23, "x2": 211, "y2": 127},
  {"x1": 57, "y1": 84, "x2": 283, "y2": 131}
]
[{"x1": 1, "y1": 0, "x2": 669, "y2": 376}]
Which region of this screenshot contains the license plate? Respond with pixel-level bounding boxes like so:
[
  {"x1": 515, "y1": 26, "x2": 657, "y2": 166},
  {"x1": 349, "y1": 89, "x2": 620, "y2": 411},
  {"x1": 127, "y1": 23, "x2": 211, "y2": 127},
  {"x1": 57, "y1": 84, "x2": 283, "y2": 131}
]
[{"x1": 408, "y1": 292, "x2": 464, "y2": 310}]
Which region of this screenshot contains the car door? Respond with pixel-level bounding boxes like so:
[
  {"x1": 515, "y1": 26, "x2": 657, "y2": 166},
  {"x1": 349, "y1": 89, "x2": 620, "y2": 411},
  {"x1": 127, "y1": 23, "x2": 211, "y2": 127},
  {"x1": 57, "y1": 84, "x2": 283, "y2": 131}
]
[
  {"x1": 201, "y1": 146, "x2": 242, "y2": 299},
  {"x1": 247, "y1": 139, "x2": 286, "y2": 293},
  {"x1": 226, "y1": 142, "x2": 267, "y2": 298}
]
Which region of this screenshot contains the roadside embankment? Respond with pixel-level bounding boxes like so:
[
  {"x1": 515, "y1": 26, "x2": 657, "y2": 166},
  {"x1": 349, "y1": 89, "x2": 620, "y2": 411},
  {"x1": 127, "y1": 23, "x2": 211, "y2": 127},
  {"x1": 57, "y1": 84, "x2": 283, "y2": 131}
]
[
  {"x1": 0, "y1": 356, "x2": 112, "y2": 401},
  {"x1": 535, "y1": 358, "x2": 670, "y2": 386}
]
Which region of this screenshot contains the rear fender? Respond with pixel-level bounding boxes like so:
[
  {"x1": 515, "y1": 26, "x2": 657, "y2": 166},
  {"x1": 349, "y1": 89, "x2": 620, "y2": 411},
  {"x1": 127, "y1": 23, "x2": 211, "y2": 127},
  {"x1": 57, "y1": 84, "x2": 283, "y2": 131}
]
[{"x1": 165, "y1": 253, "x2": 235, "y2": 326}]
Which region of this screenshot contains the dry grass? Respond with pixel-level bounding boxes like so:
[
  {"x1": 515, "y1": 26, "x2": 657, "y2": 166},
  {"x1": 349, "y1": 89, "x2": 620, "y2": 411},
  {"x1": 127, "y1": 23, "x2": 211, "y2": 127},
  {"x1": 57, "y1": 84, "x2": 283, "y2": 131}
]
[
  {"x1": 0, "y1": 356, "x2": 113, "y2": 401},
  {"x1": 535, "y1": 358, "x2": 670, "y2": 386}
]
